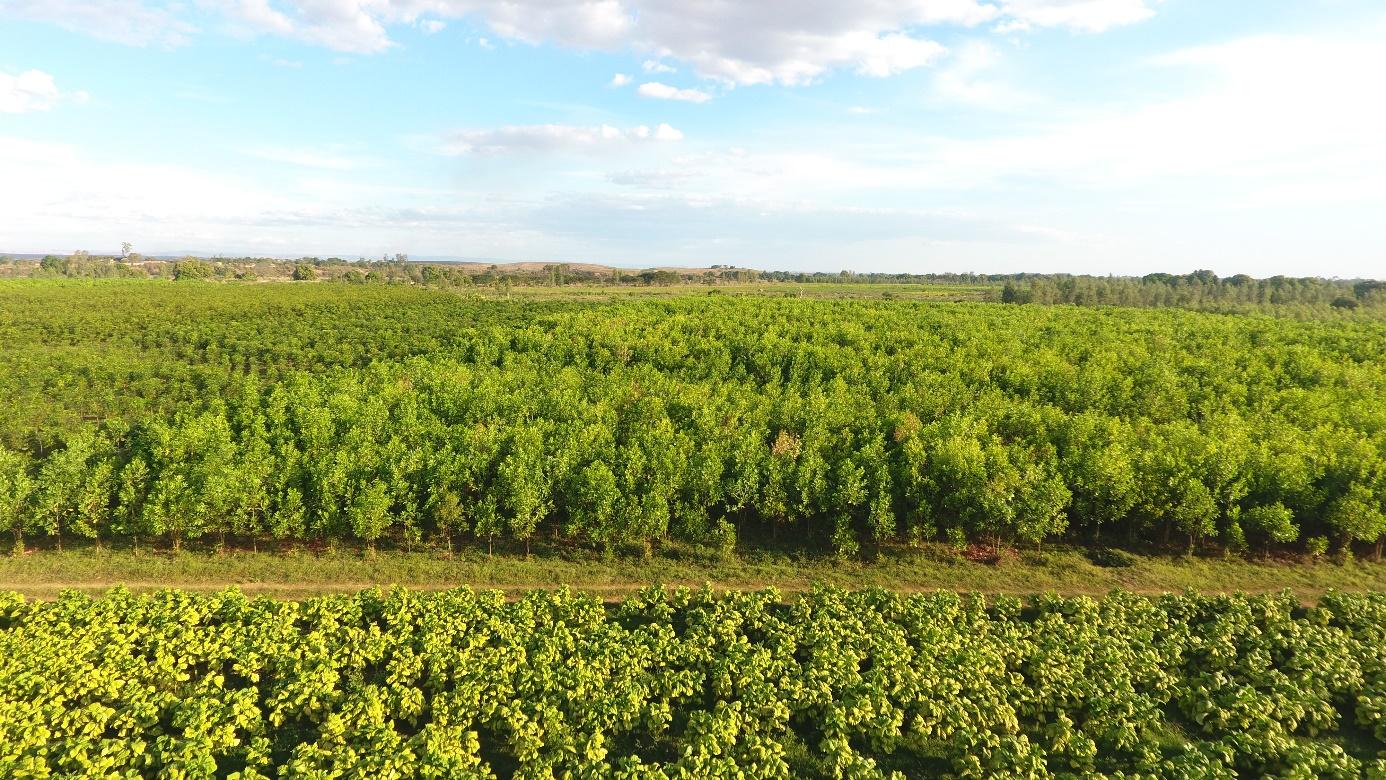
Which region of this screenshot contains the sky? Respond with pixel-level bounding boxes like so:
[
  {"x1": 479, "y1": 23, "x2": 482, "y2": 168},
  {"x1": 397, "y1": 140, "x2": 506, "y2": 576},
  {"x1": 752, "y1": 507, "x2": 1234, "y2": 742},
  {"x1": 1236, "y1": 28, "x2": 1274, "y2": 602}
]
[{"x1": 1, "y1": 1, "x2": 1384, "y2": 277}]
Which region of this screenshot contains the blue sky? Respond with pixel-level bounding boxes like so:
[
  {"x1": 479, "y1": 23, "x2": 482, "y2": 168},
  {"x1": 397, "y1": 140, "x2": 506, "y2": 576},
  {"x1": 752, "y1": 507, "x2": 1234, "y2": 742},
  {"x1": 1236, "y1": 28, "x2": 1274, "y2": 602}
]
[{"x1": 2, "y1": 0, "x2": 1384, "y2": 277}]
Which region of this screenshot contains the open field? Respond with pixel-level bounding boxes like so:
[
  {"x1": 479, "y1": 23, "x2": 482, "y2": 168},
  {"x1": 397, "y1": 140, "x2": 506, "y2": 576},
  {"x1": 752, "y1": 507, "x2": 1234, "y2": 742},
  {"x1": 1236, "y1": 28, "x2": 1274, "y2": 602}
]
[
  {"x1": 4, "y1": 543, "x2": 1386, "y2": 601},
  {"x1": 486, "y1": 281, "x2": 996, "y2": 301}
]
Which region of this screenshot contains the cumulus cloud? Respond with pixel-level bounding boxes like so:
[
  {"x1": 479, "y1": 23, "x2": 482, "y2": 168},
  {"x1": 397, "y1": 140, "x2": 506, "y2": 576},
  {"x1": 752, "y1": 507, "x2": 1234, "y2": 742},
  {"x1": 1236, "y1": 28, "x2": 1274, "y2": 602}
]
[
  {"x1": 637, "y1": 82, "x2": 712, "y2": 103},
  {"x1": 440, "y1": 122, "x2": 683, "y2": 155},
  {"x1": 609, "y1": 72, "x2": 632, "y2": 87},
  {"x1": 625, "y1": 2, "x2": 963, "y2": 85},
  {"x1": 223, "y1": 0, "x2": 295, "y2": 36},
  {"x1": 852, "y1": 32, "x2": 947, "y2": 77},
  {"x1": 0, "y1": 69, "x2": 83, "y2": 113},
  {"x1": 4, "y1": 1, "x2": 1160, "y2": 81}
]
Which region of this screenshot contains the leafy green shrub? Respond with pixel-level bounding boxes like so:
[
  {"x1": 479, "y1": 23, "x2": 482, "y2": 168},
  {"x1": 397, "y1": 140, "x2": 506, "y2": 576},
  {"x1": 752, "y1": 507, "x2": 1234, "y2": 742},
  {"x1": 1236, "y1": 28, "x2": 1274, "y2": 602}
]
[
  {"x1": 1306, "y1": 536, "x2": 1330, "y2": 559},
  {"x1": 171, "y1": 259, "x2": 214, "y2": 280},
  {"x1": 1087, "y1": 546, "x2": 1136, "y2": 568}
]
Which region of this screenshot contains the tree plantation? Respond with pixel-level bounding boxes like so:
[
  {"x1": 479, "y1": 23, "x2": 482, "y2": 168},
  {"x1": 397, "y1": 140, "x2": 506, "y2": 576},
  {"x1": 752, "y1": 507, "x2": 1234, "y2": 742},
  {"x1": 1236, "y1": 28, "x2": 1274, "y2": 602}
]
[{"x1": 1, "y1": 279, "x2": 1384, "y2": 557}]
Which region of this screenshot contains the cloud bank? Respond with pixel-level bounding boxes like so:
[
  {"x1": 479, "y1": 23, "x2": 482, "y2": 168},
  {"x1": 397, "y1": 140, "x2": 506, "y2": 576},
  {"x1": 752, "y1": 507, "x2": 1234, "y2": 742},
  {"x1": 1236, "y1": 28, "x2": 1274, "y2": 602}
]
[{"x1": 2, "y1": 0, "x2": 1160, "y2": 84}]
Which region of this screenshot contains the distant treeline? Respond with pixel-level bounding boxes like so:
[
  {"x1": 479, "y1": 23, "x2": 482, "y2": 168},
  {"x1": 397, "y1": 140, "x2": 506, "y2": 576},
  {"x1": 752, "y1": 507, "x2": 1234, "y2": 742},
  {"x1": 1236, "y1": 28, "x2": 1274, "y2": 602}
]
[
  {"x1": 0, "y1": 252, "x2": 761, "y2": 286},
  {"x1": 998, "y1": 271, "x2": 1386, "y2": 311},
  {"x1": 759, "y1": 269, "x2": 1386, "y2": 311},
  {"x1": 5, "y1": 253, "x2": 1382, "y2": 313},
  {"x1": 1, "y1": 282, "x2": 1383, "y2": 558}
]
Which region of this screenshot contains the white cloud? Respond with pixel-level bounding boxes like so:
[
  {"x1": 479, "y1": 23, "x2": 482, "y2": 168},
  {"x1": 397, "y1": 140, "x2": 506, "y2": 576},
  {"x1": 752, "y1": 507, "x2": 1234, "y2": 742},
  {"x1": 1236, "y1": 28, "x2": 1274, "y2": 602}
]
[
  {"x1": 628, "y1": 3, "x2": 965, "y2": 86},
  {"x1": 0, "y1": 134, "x2": 531, "y2": 257},
  {"x1": 0, "y1": 70, "x2": 76, "y2": 113},
  {"x1": 852, "y1": 32, "x2": 948, "y2": 77},
  {"x1": 651, "y1": 123, "x2": 683, "y2": 141},
  {"x1": 908, "y1": 32, "x2": 1386, "y2": 195},
  {"x1": 223, "y1": 0, "x2": 295, "y2": 36},
  {"x1": 440, "y1": 123, "x2": 683, "y2": 155},
  {"x1": 217, "y1": 0, "x2": 392, "y2": 53},
  {"x1": 420, "y1": 18, "x2": 445, "y2": 33},
  {"x1": 609, "y1": 72, "x2": 632, "y2": 87},
  {"x1": 637, "y1": 82, "x2": 712, "y2": 103},
  {"x1": 4, "y1": 1, "x2": 1158, "y2": 82},
  {"x1": 583, "y1": 25, "x2": 1386, "y2": 210},
  {"x1": 992, "y1": 19, "x2": 1031, "y2": 34},
  {"x1": 931, "y1": 40, "x2": 1035, "y2": 110},
  {"x1": 607, "y1": 168, "x2": 699, "y2": 189},
  {"x1": 0, "y1": 0, "x2": 198, "y2": 46}
]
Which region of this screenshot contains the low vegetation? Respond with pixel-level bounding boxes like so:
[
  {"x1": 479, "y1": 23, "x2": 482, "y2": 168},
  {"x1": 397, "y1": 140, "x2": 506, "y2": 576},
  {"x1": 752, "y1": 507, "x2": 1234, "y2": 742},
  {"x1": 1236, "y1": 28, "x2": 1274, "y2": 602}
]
[
  {"x1": 5, "y1": 543, "x2": 1386, "y2": 600},
  {"x1": 6, "y1": 586, "x2": 1386, "y2": 778}
]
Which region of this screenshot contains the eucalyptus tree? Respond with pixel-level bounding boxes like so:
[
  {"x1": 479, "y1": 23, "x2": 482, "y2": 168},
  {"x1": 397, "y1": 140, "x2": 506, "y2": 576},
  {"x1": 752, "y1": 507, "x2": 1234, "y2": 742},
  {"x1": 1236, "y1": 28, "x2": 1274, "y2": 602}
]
[{"x1": 0, "y1": 446, "x2": 33, "y2": 553}]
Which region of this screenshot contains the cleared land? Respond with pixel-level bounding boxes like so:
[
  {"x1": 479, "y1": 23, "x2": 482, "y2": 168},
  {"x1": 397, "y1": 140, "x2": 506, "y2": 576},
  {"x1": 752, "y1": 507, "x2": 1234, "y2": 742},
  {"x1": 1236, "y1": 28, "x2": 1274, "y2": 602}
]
[{"x1": 3, "y1": 544, "x2": 1384, "y2": 601}]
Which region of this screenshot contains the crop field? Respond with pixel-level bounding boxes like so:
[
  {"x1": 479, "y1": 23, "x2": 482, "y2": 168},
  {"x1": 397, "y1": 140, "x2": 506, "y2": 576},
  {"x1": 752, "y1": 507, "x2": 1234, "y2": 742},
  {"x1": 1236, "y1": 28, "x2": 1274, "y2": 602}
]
[{"x1": 5, "y1": 586, "x2": 1386, "y2": 779}]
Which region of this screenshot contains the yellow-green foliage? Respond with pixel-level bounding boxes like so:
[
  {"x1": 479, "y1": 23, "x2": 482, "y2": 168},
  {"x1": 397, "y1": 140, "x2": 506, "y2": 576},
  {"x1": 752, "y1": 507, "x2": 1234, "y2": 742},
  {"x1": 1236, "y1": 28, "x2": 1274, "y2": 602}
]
[{"x1": 3, "y1": 587, "x2": 1386, "y2": 777}]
